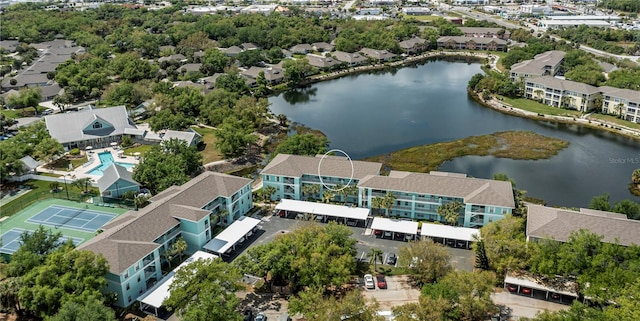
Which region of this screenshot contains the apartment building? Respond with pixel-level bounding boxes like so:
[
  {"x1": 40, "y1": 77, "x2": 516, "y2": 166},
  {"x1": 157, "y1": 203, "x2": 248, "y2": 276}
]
[
  {"x1": 599, "y1": 86, "x2": 640, "y2": 124},
  {"x1": 78, "y1": 172, "x2": 253, "y2": 307},
  {"x1": 524, "y1": 76, "x2": 600, "y2": 112},
  {"x1": 510, "y1": 50, "x2": 565, "y2": 81},
  {"x1": 437, "y1": 36, "x2": 508, "y2": 52},
  {"x1": 458, "y1": 27, "x2": 511, "y2": 40},
  {"x1": 261, "y1": 154, "x2": 515, "y2": 228}
]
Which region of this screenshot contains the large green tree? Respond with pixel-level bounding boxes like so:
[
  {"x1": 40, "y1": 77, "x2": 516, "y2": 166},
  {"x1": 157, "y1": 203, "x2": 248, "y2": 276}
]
[
  {"x1": 214, "y1": 116, "x2": 257, "y2": 158},
  {"x1": 45, "y1": 296, "x2": 116, "y2": 321},
  {"x1": 272, "y1": 133, "x2": 328, "y2": 158},
  {"x1": 289, "y1": 288, "x2": 384, "y2": 321},
  {"x1": 478, "y1": 214, "x2": 530, "y2": 275},
  {"x1": 132, "y1": 138, "x2": 202, "y2": 194},
  {"x1": 164, "y1": 258, "x2": 243, "y2": 321},
  {"x1": 233, "y1": 223, "x2": 357, "y2": 291},
  {"x1": 398, "y1": 239, "x2": 452, "y2": 286}
]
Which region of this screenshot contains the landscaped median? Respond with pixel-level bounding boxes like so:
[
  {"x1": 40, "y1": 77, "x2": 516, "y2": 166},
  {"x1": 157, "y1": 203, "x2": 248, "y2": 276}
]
[{"x1": 365, "y1": 131, "x2": 569, "y2": 173}]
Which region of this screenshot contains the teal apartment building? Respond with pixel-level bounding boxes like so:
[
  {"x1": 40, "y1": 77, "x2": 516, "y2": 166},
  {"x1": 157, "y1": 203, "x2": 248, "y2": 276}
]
[
  {"x1": 261, "y1": 154, "x2": 514, "y2": 228},
  {"x1": 79, "y1": 171, "x2": 252, "y2": 307},
  {"x1": 260, "y1": 154, "x2": 383, "y2": 203}
]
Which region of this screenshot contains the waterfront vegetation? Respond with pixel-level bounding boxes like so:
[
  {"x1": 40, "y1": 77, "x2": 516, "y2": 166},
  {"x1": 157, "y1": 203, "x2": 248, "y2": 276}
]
[
  {"x1": 589, "y1": 113, "x2": 640, "y2": 131},
  {"x1": 365, "y1": 131, "x2": 569, "y2": 173}
]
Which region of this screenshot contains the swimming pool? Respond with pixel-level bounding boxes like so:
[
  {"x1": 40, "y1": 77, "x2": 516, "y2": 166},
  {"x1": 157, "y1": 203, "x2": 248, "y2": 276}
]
[{"x1": 87, "y1": 152, "x2": 136, "y2": 176}]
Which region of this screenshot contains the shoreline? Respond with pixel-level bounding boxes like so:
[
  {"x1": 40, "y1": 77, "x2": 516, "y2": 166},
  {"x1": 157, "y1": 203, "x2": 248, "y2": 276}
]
[{"x1": 468, "y1": 90, "x2": 640, "y2": 142}]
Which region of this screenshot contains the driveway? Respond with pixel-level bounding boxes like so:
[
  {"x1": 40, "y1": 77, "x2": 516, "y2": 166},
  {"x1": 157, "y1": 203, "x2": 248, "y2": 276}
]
[
  {"x1": 361, "y1": 275, "x2": 420, "y2": 310},
  {"x1": 492, "y1": 290, "x2": 569, "y2": 320}
]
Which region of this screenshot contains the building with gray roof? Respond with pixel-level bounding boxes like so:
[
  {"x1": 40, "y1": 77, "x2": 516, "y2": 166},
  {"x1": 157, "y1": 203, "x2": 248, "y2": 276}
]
[
  {"x1": 333, "y1": 51, "x2": 369, "y2": 66},
  {"x1": 526, "y1": 204, "x2": 640, "y2": 246},
  {"x1": 398, "y1": 37, "x2": 428, "y2": 54},
  {"x1": 599, "y1": 86, "x2": 640, "y2": 123},
  {"x1": 44, "y1": 105, "x2": 136, "y2": 150},
  {"x1": 241, "y1": 66, "x2": 284, "y2": 85},
  {"x1": 306, "y1": 54, "x2": 343, "y2": 70},
  {"x1": 97, "y1": 164, "x2": 140, "y2": 199},
  {"x1": 162, "y1": 129, "x2": 202, "y2": 147},
  {"x1": 510, "y1": 50, "x2": 565, "y2": 81},
  {"x1": 458, "y1": 27, "x2": 510, "y2": 39},
  {"x1": 19, "y1": 155, "x2": 41, "y2": 173},
  {"x1": 437, "y1": 36, "x2": 507, "y2": 51},
  {"x1": 261, "y1": 154, "x2": 514, "y2": 227},
  {"x1": 359, "y1": 171, "x2": 514, "y2": 227},
  {"x1": 360, "y1": 48, "x2": 397, "y2": 61},
  {"x1": 78, "y1": 171, "x2": 253, "y2": 307},
  {"x1": 524, "y1": 76, "x2": 600, "y2": 112}
]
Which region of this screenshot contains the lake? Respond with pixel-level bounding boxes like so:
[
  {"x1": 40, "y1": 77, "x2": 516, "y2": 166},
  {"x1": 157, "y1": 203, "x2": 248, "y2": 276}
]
[{"x1": 269, "y1": 59, "x2": 640, "y2": 208}]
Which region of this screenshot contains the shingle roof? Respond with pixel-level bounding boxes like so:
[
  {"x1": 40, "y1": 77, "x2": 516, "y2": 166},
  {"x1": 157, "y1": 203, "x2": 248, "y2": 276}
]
[
  {"x1": 459, "y1": 27, "x2": 509, "y2": 36},
  {"x1": 526, "y1": 204, "x2": 640, "y2": 246},
  {"x1": 96, "y1": 164, "x2": 139, "y2": 192},
  {"x1": 527, "y1": 76, "x2": 600, "y2": 95},
  {"x1": 333, "y1": 51, "x2": 368, "y2": 64},
  {"x1": 162, "y1": 130, "x2": 201, "y2": 146},
  {"x1": 78, "y1": 171, "x2": 252, "y2": 274},
  {"x1": 44, "y1": 106, "x2": 136, "y2": 144},
  {"x1": 306, "y1": 54, "x2": 343, "y2": 68},
  {"x1": 360, "y1": 48, "x2": 396, "y2": 60},
  {"x1": 19, "y1": 155, "x2": 41, "y2": 171},
  {"x1": 358, "y1": 171, "x2": 515, "y2": 208},
  {"x1": 510, "y1": 51, "x2": 565, "y2": 76},
  {"x1": 261, "y1": 154, "x2": 382, "y2": 180},
  {"x1": 398, "y1": 37, "x2": 427, "y2": 49},
  {"x1": 599, "y1": 86, "x2": 640, "y2": 103},
  {"x1": 437, "y1": 36, "x2": 508, "y2": 45}
]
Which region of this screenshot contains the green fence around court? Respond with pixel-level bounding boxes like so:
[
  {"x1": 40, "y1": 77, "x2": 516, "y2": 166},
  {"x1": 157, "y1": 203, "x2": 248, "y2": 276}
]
[{"x1": 1, "y1": 191, "x2": 91, "y2": 218}]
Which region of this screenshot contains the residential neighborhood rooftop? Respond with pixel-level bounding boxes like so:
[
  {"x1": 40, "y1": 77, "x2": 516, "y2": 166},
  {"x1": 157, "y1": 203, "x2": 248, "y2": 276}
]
[{"x1": 260, "y1": 154, "x2": 383, "y2": 180}]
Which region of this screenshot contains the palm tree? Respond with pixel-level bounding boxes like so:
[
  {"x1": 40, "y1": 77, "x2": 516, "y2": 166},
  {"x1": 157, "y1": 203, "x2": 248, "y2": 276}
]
[
  {"x1": 71, "y1": 177, "x2": 92, "y2": 194},
  {"x1": 322, "y1": 190, "x2": 335, "y2": 204},
  {"x1": 437, "y1": 201, "x2": 464, "y2": 226},
  {"x1": 344, "y1": 185, "x2": 359, "y2": 204},
  {"x1": 615, "y1": 103, "x2": 625, "y2": 118},
  {"x1": 263, "y1": 186, "x2": 276, "y2": 202},
  {"x1": 162, "y1": 249, "x2": 174, "y2": 269},
  {"x1": 171, "y1": 237, "x2": 188, "y2": 262},
  {"x1": 632, "y1": 169, "x2": 640, "y2": 185},
  {"x1": 371, "y1": 196, "x2": 384, "y2": 216},
  {"x1": 382, "y1": 191, "x2": 396, "y2": 217},
  {"x1": 49, "y1": 181, "x2": 61, "y2": 192},
  {"x1": 301, "y1": 184, "x2": 320, "y2": 201},
  {"x1": 367, "y1": 248, "x2": 384, "y2": 272}
]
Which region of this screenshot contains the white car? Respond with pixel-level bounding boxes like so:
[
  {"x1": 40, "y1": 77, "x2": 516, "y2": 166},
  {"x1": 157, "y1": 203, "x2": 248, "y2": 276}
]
[{"x1": 364, "y1": 274, "x2": 375, "y2": 289}]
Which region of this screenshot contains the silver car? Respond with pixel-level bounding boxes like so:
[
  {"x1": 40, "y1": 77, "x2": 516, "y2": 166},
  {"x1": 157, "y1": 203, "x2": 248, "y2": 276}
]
[{"x1": 364, "y1": 274, "x2": 375, "y2": 289}]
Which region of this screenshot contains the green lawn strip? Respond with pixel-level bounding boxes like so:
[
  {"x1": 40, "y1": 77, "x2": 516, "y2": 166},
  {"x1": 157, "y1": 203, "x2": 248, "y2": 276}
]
[
  {"x1": 122, "y1": 144, "x2": 153, "y2": 156},
  {"x1": 0, "y1": 198, "x2": 127, "y2": 247},
  {"x1": 191, "y1": 126, "x2": 224, "y2": 164},
  {"x1": 365, "y1": 131, "x2": 569, "y2": 173},
  {"x1": 413, "y1": 16, "x2": 440, "y2": 22},
  {"x1": 0, "y1": 180, "x2": 99, "y2": 216},
  {"x1": 497, "y1": 95, "x2": 582, "y2": 117},
  {"x1": 1, "y1": 107, "x2": 40, "y2": 119},
  {"x1": 46, "y1": 155, "x2": 88, "y2": 171},
  {"x1": 589, "y1": 114, "x2": 640, "y2": 131}
]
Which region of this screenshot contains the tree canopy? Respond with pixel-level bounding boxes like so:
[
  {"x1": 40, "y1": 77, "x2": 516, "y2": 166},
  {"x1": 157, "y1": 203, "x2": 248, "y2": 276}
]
[
  {"x1": 132, "y1": 138, "x2": 203, "y2": 194},
  {"x1": 272, "y1": 133, "x2": 329, "y2": 158},
  {"x1": 233, "y1": 223, "x2": 357, "y2": 291},
  {"x1": 398, "y1": 239, "x2": 452, "y2": 286}
]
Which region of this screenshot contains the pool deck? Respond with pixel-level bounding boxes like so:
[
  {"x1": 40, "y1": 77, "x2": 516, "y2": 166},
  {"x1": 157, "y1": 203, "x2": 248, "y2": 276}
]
[{"x1": 36, "y1": 147, "x2": 140, "y2": 182}]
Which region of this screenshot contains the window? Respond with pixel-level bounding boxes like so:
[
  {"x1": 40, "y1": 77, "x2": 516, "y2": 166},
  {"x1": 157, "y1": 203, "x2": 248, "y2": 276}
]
[
  {"x1": 124, "y1": 272, "x2": 129, "y2": 279},
  {"x1": 92, "y1": 122, "x2": 102, "y2": 129},
  {"x1": 138, "y1": 276, "x2": 141, "y2": 282},
  {"x1": 126, "y1": 283, "x2": 130, "y2": 290},
  {"x1": 128, "y1": 296, "x2": 132, "y2": 303}
]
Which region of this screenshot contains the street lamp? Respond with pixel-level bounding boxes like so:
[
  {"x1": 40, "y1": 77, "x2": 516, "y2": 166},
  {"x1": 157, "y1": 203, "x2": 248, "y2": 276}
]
[{"x1": 63, "y1": 174, "x2": 69, "y2": 200}]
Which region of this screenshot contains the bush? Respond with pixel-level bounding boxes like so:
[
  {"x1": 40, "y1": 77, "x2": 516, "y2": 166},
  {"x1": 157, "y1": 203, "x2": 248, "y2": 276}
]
[
  {"x1": 121, "y1": 135, "x2": 133, "y2": 147},
  {"x1": 69, "y1": 148, "x2": 80, "y2": 156}
]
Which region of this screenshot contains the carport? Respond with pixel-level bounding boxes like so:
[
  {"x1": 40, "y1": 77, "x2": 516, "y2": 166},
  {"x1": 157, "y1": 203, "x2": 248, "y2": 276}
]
[
  {"x1": 370, "y1": 217, "x2": 419, "y2": 241},
  {"x1": 202, "y1": 216, "x2": 261, "y2": 256},
  {"x1": 138, "y1": 251, "x2": 218, "y2": 317},
  {"x1": 275, "y1": 199, "x2": 370, "y2": 226},
  {"x1": 504, "y1": 273, "x2": 578, "y2": 304},
  {"x1": 420, "y1": 223, "x2": 479, "y2": 249}
]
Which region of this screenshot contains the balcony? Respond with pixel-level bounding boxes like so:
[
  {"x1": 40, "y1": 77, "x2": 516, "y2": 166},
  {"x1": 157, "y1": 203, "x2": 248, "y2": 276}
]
[
  {"x1": 283, "y1": 178, "x2": 295, "y2": 184},
  {"x1": 144, "y1": 266, "x2": 157, "y2": 280},
  {"x1": 143, "y1": 256, "x2": 155, "y2": 267}
]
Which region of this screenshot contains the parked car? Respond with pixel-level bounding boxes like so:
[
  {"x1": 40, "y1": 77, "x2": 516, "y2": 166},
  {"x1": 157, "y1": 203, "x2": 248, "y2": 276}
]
[
  {"x1": 278, "y1": 210, "x2": 285, "y2": 217},
  {"x1": 376, "y1": 274, "x2": 387, "y2": 289},
  {"x1": 521, "y1": 287, "x2": 532, "y2": 295},
  {"x1": 255, "y1": 312, "x2": 267, "y2": 321},
  {"x1": 386, "y1": 253, "x2": 397, "y2": 265},
  {"x1": 364, "y1": 274, "x2": 375, "y2": 289},
  {"x1": 550, "y1": 292, "x2": 561, "y2": 300},
  {"x1": 383, "y1": 231, "x2": 392, "y2": 238},
  {"x1": 314, "y1": 215, "x2": 324, "y2": 221},
  {"x1": 373, "y1": 229, "x2": 382, "y2": 236},
  {"x1": 506, "y1": 284, "x2": 518, "y2": 293},
  {"x1": 456, "y1": 240, "x2": 467, "y2": 248}
]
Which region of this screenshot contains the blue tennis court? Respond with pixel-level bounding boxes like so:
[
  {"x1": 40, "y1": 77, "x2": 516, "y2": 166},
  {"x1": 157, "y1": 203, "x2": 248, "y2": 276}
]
[
  {"x1": 0, "y1": 228, "x2": 83, "y2": 254},
  {"x1": 26, "y1": 205, "x2": 116, "y2": 233}
]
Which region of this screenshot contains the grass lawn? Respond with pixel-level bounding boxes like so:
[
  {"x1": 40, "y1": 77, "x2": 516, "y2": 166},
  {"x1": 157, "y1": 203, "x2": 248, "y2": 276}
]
[
  {"x1": 365, "y1": 131, "x2": 569, "y2": 173},
  {"x1": 413, "y1": 15, "x2": 440, "y2": 22},
  {"x1": 46, "y1": 155, "x2": 88, "y2": 171},
  {"x1": 191, "y1": 126, "x2": 224, "y2": 164},
  {"x1": 1, "y1": 106, "x2": 41, "y2": 119},
  {"x1": 489, "y1": 51, "x2": 508, "y2": 71},
  {"x1": 589, "y1": 114, "x2": 640, "y2": 131},
  {"x1": 497, "y1": 95, "x2": 582, "y2": 117},
  {"x1": 122, "y1": 144, "x2": 153, "y2": 157}
]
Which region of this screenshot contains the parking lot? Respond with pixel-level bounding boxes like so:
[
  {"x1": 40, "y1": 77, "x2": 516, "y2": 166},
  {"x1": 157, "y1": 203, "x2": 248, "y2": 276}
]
[{"x1": 361, "y1": 275, "x2": 420, "y2": 310}]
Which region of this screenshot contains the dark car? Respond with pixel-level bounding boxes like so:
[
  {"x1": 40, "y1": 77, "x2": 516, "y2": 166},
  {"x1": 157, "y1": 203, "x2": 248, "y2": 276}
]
[
  {"x1": 373, "y1": 229, "x2": 382, "y2": 236},
  {"x1": 376, "y1": 274, "x2": 387, "y2": 289},
  {"x1": 386, "y1": 253, "x2": 397, "y2": 265},
  {"x1": 521, "y1": 287, "x2": 532, "y2": 295},
  {"x1": 550, "y1": 292, "x2": 561, "y2": 300}
]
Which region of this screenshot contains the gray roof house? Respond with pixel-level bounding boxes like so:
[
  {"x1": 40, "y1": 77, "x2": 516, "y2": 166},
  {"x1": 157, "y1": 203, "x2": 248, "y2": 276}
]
[
  {"x1": 398, "y1": 37, "x2": 428, "y2": 54},
  {"x1": 437, "y1": 36, "x2": 508, "y2": 52},
  {"x1": 0, "y1": 40, "x2": 20, "y2": 53},
  {"x1": 458, "y1": 27, "x2": 510, "y2": 39},
  {"x1": 289, "y1": 44, "x2": 313, "y2": 54},
  {"x1": 97, "y1": 164, "x2": 140, "y2": 199},
  {"x1": 44, "y1": 105, "x2": 136, "y2": 150},
  {"x1": 333, "y1": 51, "x2": 369, "y2": 66},
  {"x1": 162, "y1": 129, "x2": 202, "y2": 147},
  {"x1": 261, "y1": 154, "x2": 383, "y2": 180},
  {"x1": 312, "y1": 42, "x2": 335, "y2": 52},
  {"x1": 19, "y1": 155, "x2": 41, "y2": 173},
  {"x1": 306, "y1": 54, "x2": 343, "y2": 70},
  {"x1": 510, "y1": 50, "x2": 565, "y2": 80},
  {"x1": 220, "y1": 46, "x2": 244, "y2": 57},
  {"x1": 241, "y1": 66, "x2": 284, "y2": 85},
  {"x1": 158, "y1": 54, "x2": 187, "y2": 63},
  {"x1": 178, "y1": 63, "x2": 203, "y2": 73},
  {"x1": 241, "y1": 43, "x2": 259, "y2": 51},
  {"x1": 359, "y1": 48, "x2": 396, "y2": 61},
  {"x1": 526, "y1": 204, "x2": 640, "y2": 246}
]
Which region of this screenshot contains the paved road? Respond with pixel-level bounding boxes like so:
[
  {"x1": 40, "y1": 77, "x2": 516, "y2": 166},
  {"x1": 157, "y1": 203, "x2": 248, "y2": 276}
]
[{"x1": 342, "y1": 0, "x2": 357, "y2": 11}]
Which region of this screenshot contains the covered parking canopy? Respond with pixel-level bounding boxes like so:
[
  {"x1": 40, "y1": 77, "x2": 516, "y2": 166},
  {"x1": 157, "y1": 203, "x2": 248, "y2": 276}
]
[
  {"x1": 275, "y1": 199, "x2": 370, "y2": 222},
  {"x1": 138, "y1": 251, "x2": 218, "y2": 316},
  {"x1": 420, "y1": 223, "x2": 479, "y2": 249},
  {"x1": 203, "y1": 216, "x2": 260, "y2": 255},
  {"x1": 370, "y1": 217, "x2": 419, "y2": 235},
  {"x1": 504, "y1": 273, "x2": 578, "y2": 302}
]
